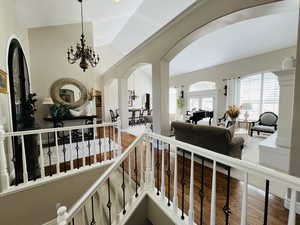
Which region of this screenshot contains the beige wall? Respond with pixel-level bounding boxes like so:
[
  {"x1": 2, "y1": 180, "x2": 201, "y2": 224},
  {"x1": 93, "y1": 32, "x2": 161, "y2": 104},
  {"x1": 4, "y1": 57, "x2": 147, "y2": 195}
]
[
  {"x1": 28, "y1": 23, "x2": 100, "y2": 127},
  {"x1": 0, "y1": 0, "x2": 31, "y2": 131},
  {"x1": 0, "y1": 164, "x2": 110, "y2": 225},
  {"x1": 170, "y1": 47, "x2": 297, "y2": 117}
]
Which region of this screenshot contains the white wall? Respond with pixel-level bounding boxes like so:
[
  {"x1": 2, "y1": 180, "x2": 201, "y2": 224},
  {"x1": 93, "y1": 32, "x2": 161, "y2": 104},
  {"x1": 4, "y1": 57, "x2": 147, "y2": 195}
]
[
  {"x1": 170, "y1": 47, "x2": 297, "y2": 117},
  {"x1": 128, "y1": 68, "x2": 152, "y2": 108},
  {"x1": 28, "y1": 23, "x2": 100, "y2": 127}
]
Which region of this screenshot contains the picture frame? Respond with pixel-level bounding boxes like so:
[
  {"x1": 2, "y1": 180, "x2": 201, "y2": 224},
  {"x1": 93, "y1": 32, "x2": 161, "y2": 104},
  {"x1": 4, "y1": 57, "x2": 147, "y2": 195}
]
[{"x1": 0, "y1": 69, "x2": 8, "y2": 94}]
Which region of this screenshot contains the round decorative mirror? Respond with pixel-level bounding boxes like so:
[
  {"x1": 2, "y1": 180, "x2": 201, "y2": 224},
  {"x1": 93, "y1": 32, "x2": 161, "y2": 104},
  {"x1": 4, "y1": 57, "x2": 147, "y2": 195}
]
[{"x1": 50, "y1": 78, "x2": 88, "y2": 109}]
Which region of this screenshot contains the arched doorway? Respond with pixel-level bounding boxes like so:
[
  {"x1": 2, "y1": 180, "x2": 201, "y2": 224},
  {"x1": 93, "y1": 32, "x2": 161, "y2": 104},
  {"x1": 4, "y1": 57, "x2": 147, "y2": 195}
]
[
  {"x1": 8, "y1": 39, "x2": 31, "y2": 131},
  {"x1": 7, "y1": 39, "x2": 39, "y2": 184}
]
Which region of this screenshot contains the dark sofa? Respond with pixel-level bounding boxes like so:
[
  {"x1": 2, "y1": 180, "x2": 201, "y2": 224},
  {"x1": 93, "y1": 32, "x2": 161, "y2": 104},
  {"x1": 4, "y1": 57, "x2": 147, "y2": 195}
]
[{"x1": 171, "y1": 121, "x2": 244, "y2": 159}]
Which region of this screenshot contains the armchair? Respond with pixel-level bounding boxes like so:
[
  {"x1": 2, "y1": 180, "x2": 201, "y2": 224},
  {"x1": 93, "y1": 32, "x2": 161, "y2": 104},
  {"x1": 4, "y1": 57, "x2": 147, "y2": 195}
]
[{"x1": 250, "y1": 112, "x2": 278, "y2": 136}]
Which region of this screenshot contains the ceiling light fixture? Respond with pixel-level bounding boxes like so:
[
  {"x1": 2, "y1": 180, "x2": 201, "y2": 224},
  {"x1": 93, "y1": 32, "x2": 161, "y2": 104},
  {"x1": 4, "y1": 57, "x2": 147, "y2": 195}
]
[{"x1": 67, "y1": 0, "x2": 100, "y2": 72}]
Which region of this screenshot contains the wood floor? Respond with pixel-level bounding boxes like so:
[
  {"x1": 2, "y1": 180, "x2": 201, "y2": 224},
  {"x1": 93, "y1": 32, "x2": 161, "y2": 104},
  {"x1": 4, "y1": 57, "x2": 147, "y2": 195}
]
[{"x1": 121, "y1": 132, "x2": 300, "y2": 225}]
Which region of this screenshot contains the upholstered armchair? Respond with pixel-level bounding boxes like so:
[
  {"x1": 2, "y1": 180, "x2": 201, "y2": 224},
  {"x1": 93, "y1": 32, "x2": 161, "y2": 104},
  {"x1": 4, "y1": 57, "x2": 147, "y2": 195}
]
[{"x1": 250, "y1": 112, "x2": 278, "y2": 136}]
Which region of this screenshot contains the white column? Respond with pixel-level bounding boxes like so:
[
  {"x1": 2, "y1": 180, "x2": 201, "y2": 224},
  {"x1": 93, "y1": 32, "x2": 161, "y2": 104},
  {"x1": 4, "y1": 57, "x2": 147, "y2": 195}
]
[
  {"x1": 274, "y1": 69, "x2": 295, "y2": 148},
  {"x1": 152, "y1": 60, "x2": 170, "y2": 135},
  {"x1": 118, "y1": 78, "x2": 129, "y2": 130}
]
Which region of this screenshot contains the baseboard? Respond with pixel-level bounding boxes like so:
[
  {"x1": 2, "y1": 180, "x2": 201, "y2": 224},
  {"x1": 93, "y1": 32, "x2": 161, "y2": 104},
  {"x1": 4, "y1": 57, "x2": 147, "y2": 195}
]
[
  {"x1": 42, "y1": 218, "x2": 56, "y2": 225},
  {"x1": 284, "y1": 199, "x2": 300, "y2": 215}
]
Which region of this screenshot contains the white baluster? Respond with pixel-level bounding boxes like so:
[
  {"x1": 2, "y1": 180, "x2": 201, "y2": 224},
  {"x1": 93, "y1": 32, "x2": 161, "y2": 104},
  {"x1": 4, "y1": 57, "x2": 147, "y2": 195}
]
[
  {"x1": 57, "y1": 205, "x2": 68, "y2": 225},
  {"x1": 173, "y1": 146, "x2": 178, "y2": 213},
  {"x1": 210, "y1": 160, "x2": 217, "y2": 225},
  {"x1": 0, "y1": 126, "x2": 9, "y2": 192},
  {"x1": 93, "y1": 121, "x2": 97, "y2": 164},
  {"x1": 112, "y1": 123, "x2": 116, "y2": 158},
  {"x1": 38, "y1": 133, "x2": 45, "y2": 178},
  {"x1": 140, "y1": 144, "x2": 144, "y2": 186},
  {"x1": 161, "y1": 141, "x2": 165, "y2": 199},
  {"x1": 117, "y1": 118, "x2": 122, "y2": 156},
  {"x1": 55, "y1": 131, "x2": 61, "y2": 174},
  {"x1": 128, "y1": 151, "x2": 132, "y2": 186},
  {"x1": 81, "y1": 128, "x2": 86, "y2": 167},
  {"x1": 288, "y1": 189, "x2": 297, "y2": 225},
  {"x1": 69, "y1": 130, "x2": 74, "y2": 170},
  {"x1": 151, "y1": 138, "x2": 155, "y2": 188},
  {"x1": 188, "y1": 153, "x2": 194, "y2": 225},
  {"x1": 241, "y1": 172, "x2": 248, "y2": 225},
  {"x1": 103, "y1": 125, "x2": 107, "y2": 161},
  {"x1": 145, "y1": 124, "x2": 152, "y2": 187},
  {"x1": 21, "y1": 135, "x2": 28, "y2": 183}
]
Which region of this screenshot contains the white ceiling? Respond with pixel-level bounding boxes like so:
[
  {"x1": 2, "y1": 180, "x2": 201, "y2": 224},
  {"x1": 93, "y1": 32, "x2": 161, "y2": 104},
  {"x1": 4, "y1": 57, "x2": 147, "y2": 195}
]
[
  {"x1": 15, "y1": 0, "x2": 299, "y2": 76},
  {"x1": 170, "y1": 11, "x2": 299, "y2": 76},
  {"x1": 15, "y1": 0, "x2": 145, "y2": 46},
  {"x1": 112, "y1": 0, "x2": 196, "y2": 55}
]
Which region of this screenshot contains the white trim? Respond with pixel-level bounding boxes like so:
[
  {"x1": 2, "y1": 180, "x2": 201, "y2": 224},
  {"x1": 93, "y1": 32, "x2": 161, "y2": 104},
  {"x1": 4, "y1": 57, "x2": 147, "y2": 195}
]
[{"x1": 284, "y1": 198, "x2": 300, "y2": 215}]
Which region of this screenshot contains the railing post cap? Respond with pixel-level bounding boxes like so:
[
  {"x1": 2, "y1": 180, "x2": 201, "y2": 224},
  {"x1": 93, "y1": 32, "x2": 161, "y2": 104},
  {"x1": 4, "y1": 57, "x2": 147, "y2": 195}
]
[{"x1": 57, "y1": 206, "x2": 67, "y2": 215}]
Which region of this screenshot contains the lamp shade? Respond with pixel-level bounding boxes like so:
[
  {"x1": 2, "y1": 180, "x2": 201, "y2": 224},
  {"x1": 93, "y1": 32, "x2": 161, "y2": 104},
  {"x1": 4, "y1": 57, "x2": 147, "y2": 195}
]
[
  {"x1": 240, "y1": 103, "x2": 252, "y2": 110},
  {"x1": 42, "y1": 97, "x2": 54, "y2": 105}
]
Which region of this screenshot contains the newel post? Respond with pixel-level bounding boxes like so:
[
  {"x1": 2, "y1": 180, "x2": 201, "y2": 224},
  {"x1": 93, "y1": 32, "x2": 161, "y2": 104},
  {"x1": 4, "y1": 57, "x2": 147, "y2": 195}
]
[
  {"x1": 145, "y1": 124, "x2": 152, "y2": 188},
  {"x1": 0, "y1": 124, "x2": 9, "y2": 192},
  {"x1": 57, "y1": 205, "x2": 68, "y2": 225}
]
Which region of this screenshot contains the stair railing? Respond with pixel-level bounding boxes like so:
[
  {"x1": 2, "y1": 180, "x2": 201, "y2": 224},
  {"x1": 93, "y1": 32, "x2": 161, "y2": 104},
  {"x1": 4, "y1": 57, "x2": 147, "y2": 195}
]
[
  {"x1": 0, "y1": 119, "x2": 121, "y2": 193},
  {"x1": 57, "y1": 131, "x2": 149, "y2": 225},
  {"x1": 57, "y1": 127, "x2": 300, "y2": 225}
]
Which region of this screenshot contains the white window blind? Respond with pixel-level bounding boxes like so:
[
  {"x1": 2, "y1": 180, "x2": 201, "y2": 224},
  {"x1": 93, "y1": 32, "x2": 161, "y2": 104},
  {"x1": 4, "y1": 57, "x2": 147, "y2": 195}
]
[{"x1": 240, "y1": 72, "x2": 279, "y2": 120}]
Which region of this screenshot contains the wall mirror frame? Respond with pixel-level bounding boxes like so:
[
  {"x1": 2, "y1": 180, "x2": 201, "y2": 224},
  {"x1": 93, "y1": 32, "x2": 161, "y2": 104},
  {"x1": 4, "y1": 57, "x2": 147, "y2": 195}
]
[{"x1": 50, "y1": 78, "x2": 88, "y2": 109}]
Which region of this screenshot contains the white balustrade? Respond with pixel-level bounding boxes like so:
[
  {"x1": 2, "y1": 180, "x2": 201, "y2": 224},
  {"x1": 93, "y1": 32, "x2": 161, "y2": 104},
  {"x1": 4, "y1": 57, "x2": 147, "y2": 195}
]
[
  {"x1": 0, "y1": 125, "x2": 9, "y2": 192},
  {"x1": 161, "y1": 141, "x2": 165, "y2": 199},
  {"x1": 210, "y1": 160, "x2": 217, "y2": 225},
  {"x1": 241, "y1": 173, "x2": 248, "y2": 225},
  {"x1": 173, "y1": 145, "x2": 178, "y2": 213},
  {"x1": 54, "y1": 130, "x2": 300, "y2": 225},
  {"x1": 21, "y1": 135, "x2": 28, "y2": 183},
  {"x1": 188, "y1": 152, "x2": 194, "y2": 225},
  {"x1": 0, "y1": 122, "x2": 118, "y2": 193},
  {"x1": 39, "y1": 133, "x2": 45, "y2": 178}
]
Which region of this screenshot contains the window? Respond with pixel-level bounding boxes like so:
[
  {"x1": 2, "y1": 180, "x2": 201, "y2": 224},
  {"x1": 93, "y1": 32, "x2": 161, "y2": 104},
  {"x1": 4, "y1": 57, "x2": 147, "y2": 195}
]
[
  {"x1": 202, "y1": 97, "x2": 213, "y2": 111},
  {"x1": 240, "y1": 72, "x2": 279, "y2": 120},
  {"x1": 169, "y1": 88, "x2": 177, "y2": 114},
  {"x1": 189, "y1": 81, "x2": 216, "y2": 92}
]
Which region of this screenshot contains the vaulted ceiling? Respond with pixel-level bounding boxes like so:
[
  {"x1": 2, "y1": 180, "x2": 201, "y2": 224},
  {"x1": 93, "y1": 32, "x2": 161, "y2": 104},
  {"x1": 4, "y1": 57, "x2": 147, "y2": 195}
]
[{"x1": 15, "y1": 0, "x2": 299, "y2": 76}]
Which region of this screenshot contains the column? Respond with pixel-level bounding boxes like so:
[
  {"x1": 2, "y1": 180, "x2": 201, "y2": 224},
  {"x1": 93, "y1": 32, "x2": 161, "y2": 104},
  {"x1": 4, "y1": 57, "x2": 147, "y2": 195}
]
[
  {"x1": 152, "y1": 60, "x2": 170, "y2": 135},
  {"x1": 274, "y1": 69, "x2": 295, "y2": 148},
  {"x1": 118, "y1": 78, "x2": 129, "y2": 130}
]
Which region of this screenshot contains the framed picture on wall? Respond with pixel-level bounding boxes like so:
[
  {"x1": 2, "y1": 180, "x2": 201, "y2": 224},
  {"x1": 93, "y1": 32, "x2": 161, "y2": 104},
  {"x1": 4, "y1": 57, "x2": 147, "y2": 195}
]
[{"x1": 0, "y1": 69, "x2": 7, "y2": 94}]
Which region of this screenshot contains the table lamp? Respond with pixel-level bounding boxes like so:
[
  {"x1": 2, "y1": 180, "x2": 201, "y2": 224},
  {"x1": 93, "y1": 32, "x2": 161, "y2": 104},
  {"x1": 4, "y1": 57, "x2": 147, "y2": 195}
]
[
  {"x1": 240, "y1": 103, "x2": 252, "y2": 121},
  {"x1": 43, "y1": 97, "x2": 54, "y2": 118}
]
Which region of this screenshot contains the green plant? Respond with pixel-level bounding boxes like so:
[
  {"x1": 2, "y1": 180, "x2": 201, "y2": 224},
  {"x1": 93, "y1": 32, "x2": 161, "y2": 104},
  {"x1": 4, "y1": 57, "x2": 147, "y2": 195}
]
[
  {"x1": 177, "y1": 97, "x2": 185, "y2": 109},
  {"x1": 50, "y1": 104, "x2": 71, "y2": 120}
]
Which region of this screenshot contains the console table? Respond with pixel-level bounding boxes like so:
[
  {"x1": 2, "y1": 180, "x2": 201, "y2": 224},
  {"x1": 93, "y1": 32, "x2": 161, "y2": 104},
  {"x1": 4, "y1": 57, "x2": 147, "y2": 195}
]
[{"x1": 44, "y1": 115, "x2": 97, "y2": 128}]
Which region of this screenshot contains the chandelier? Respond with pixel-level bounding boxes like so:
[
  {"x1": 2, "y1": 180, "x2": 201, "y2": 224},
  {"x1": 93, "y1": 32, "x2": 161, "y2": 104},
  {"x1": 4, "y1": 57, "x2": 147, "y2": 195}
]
[{"x1": 67, "y1": 0, "x2": 100, "y2": 72}]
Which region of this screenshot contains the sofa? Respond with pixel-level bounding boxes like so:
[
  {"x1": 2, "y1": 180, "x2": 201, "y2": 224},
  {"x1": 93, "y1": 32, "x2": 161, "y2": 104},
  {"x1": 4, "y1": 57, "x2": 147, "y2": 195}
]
[{"x1": 171, "y1": 121, "x2": 244, "y2": 159}]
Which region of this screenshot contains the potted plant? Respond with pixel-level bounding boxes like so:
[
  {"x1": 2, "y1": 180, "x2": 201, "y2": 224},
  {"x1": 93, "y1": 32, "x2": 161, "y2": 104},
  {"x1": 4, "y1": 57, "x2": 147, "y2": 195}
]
[{"x1": 226, "y1": 105, "x2": 240, "y2": 122}]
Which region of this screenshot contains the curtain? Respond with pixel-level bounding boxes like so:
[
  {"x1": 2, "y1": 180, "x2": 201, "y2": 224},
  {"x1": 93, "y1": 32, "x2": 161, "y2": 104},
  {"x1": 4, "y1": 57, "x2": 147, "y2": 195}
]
[{"x1": 226, "y1": 77, "x2": 240, "y2": 110}]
